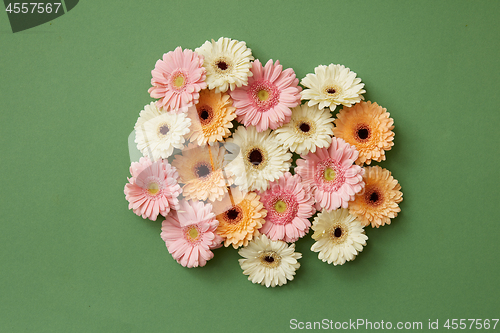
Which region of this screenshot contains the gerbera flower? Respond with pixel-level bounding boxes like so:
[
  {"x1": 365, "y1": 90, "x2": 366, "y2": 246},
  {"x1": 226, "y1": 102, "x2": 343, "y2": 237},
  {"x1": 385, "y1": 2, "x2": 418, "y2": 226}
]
[
  {"x1": 229, "y1": 59, "x2": 302, "y2": 132},
  {"x1": 195, "y1": 37, "x2": 254, "y2": 93},
  {"x1": 310, "y1": 209, "x2": 368, "y2": 265},
  {"x1": 187, "y1": 89, "x2": 236, "y2": 145},
  {"x1": 225, "y1": 126, "x2": 292, "y2": 192},
  {"x1": 172, "y1": 143, "x2": 232, "y2": 202},
  {"x1": 348, "y1": 166, "x2": 403, "y2": 228},
  {"x1": 274, "y1": 104, "x2": 334, "y2": 155},
  {"x1": 124, "y1": 157, "x2": 181, "y2": 221},
  {"x1": 301, "y1": 64, "x2": 365, "y2": 111},
  {"x1": 238, "y1": 234, "x2": 301, "y2": 287},
  {"x1": 148, "y1": 47, "x2": 207, "y2": 113},
  {"x1": 258, "y1": 172, "x2": 315, "y2": 243},
  {"x1": 295, "y1": 137, "x2": 364, "y2": 211},
  {"x1": 213, "y1": 187, "x2": 267, "y2": 249},
  {"x1": 333, "y1": 101, "x2": 394, "y2": 165},
  {"x1": 134, "y1": 103, "x2": 191, "y2": 160},
  {"x1": 161, "y1": 200, "x2": 223, "y2": 268}
]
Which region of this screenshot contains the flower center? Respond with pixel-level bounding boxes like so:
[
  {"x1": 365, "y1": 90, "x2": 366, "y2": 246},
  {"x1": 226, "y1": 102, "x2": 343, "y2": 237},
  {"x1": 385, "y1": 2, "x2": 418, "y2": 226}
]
[
  {"x1": 327, "y1": 88, "x2": 336, "y2": 94},
  {"x1": 147, "y1": 182, "x2": 160, "y2": 196},
  {"x1": 186, "y1": 226, "x2": 199, "y2": 242},
  {"x1": 216, "y1": 60, "x2": 228, "y2": 71},
  {"x1": 366, "y1": 188, "x2": 382, "y2": 206},
  {"x1": 195, "y1": 163, "x2": 211, "y2": 178},
  {"x1": 329, "y1": 225, "x2": 346, "y2": 243},
  {"x1": 299, "y1": 122, "x2": 310, "y2": 132},
  {"x1": 196, "y1": 105, "x2": 213, "y2": 125},
  {"x1": 173, "y1": 73, "x2": 185, "y2": 88},
  {"x1": 260, "y1": 251, "x2": 281, "y2": 268},
  {"x1": 224, "y1": 206, "x2": 243, "y2": 224},
  {"x1": 323, "y1": 167, "x2": 336, "y2": 181},
  {"x1": 355, "y1": 125, "x2": 370, "y2": 141},
  {"x1": 159, "y1": 124, "x2": 169, "y2": 135},
  {"x1": 247, "y1": 148, "x2": 264, "y2": 167},
  {"x1": 333, "y1": 227, "x2": 342, "y2": 238},
  {"x1": 257, "y1": 89, "x2": 269, "y2": 101},
  {"x1": 324, "y1": 85, "x2": 340, "y2": 97},
  {"x1": 274, "y1": 200, "x2": 287, "y2": 213}
]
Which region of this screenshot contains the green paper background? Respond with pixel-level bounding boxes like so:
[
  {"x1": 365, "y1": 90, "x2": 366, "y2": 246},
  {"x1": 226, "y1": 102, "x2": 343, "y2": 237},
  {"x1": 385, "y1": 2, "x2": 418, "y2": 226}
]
[{"x1": 1, "y1": 0, "x2": 499, "y2": 332}]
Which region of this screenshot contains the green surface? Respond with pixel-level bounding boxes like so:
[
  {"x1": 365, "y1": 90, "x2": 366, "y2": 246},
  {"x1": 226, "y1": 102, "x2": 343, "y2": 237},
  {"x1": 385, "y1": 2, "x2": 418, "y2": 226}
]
[{"x1": 1, "y1": 0, "x2": 499, "y2": 332}]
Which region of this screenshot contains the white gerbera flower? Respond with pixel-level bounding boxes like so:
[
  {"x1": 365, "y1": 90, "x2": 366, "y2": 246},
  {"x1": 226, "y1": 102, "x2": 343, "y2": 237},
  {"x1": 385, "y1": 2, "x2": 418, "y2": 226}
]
[
  {"x1": 311, "y1": 208, "x2": 368, "y2": 265},
  {"x1": 274, "y1": 104, "x2": 334, "y2": 155},
  {"x1": 225, "y1": 126, "x2": 292, "y2": 192},
  {"x1": 238, "y1": 234, "x2": 301, "y2": 287},
  {"x1": 195, "y1": 37, "x2": 254, "y2": 93},
  {"x1": 301, "y1": 64, "x2": 366, "y2": 111},
  {"x1": 134, "y1": 102, "x2": 191, "y2": 160}
]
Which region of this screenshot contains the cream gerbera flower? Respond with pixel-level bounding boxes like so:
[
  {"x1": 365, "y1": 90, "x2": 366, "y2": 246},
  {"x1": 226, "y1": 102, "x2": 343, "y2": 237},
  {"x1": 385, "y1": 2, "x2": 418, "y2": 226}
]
[
  {"x1": 301, "y1": 64, "x2": 365, "y2": 111},
  {"x1": 213, "y1": 188, "x2": 267, "y2": 249},
  {"x1": 172, "y1": 143, "x2": 232, "y2": 202},
  {"x1": 134, "y1": 102, "x2": 191, "y2": 160},
  {"x1": 274, "y1": 104, "x2": 334, "y2": 155},
  {"x1": 238, "y1": 234, "x2": 301, "y2": 287},
  {"x1": 225, "y1": 126, "x2": 292, "y2": 192},
  {"x1": 195, "y1": 37, "x2": 254, "y2": 93},
  {"x1": 187, "y1": 89, "x2": 236, "y2": 145},
  {"x1": 311, "y1": 209, "x2": 368, "y2": 266}
]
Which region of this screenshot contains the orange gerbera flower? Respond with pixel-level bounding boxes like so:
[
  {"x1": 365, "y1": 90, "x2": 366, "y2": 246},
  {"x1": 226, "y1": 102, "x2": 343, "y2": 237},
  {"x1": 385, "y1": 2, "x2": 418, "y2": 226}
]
[
  {"x1": 333, "y1": 101, "x2": 394, "y2": 165},
  {"x1": 349, "y1": 166, "x2": 403, "y2": 228},
  {"x1": 188, "y1": 89, "x2": 236, "y2": 145},
  {"x1": 213, "y1": 188, "x2": 267, "y2": 249}
]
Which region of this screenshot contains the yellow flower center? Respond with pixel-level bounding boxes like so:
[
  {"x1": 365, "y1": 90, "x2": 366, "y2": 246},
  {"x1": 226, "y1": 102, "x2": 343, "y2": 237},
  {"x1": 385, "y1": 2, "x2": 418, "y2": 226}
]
[
  {"x1": 187, "y1": 227, "x2": 199, "y2": 241},
  {"x1": 257, "y1": 89, "x2": 269, "y2": 101},
  {"x1": 323, "y1": 167, "x2": 336, "y2": 181},
  {"x1": 147, "y1": 182, "x2": 160, "y2": 195},
  {"x1": 173, "y1": 74, "x2": 185, "y2": 88},
  {"x1": 274, "y1": 200, "x2": 287, "y2": 213}
]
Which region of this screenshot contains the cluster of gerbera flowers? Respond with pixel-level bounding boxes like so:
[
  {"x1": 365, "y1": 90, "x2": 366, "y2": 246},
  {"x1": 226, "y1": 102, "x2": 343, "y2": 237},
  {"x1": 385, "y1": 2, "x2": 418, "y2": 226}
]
[{"x1": 124, "y1": 37, "x2": 403, "y2": 288}]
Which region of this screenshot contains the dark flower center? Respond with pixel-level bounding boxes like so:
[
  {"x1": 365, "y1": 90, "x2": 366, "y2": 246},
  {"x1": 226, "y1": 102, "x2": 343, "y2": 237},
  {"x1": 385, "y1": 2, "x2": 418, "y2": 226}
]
[
  {"x1": 369, "y1": 191, "x2": 379, "y2": 203},
  {"x1": 299, "y1": 122, "x2": 311, "y2": 132},
  {"x1": 197, "y1": 105, "x2": 213, "y2": 124},
  {"x1": 327, "y1": 88, "x2": 336, "y2": 94},
  {"x1": 248, "y1": 148, "x2": 263, "y2": 166},
  {"x1": 357, "y1": 128, "x2": 369, "y2": 140},
  {"x1": 195, "y1": 164, "x2": 211, "y2": 178},
  {"x1": 264, "y1": 256, "x2": 274, "y2": 263},
  {"x1": 159, "y1": 125, "x2": 169, "y2": 135},
  {"x1": 216, "y1": 61, "x2": 228, "y2": 70},
  {"x1": 334, "y1": 227, "x2": 342, "y2": 238},
  {"x1": 224, "y1": 206, "x2": 242, "y2": 224}
]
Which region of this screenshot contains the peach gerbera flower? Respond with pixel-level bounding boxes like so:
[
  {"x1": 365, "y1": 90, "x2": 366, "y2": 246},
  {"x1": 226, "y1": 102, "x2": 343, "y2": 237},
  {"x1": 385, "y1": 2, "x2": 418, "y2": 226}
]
[
  {"x1": 172, "y1": 143, "x2": 233, "y2": 202},
  {"x1": 149, "y1": 47, "x2": 207, "y2": 113},
  {"x1": 213, "y1": 188, "x2": 267, "y2": 249},
  {"x1": 333, "y1": 101, "x2": 394, "y2": 165},
  {"x1": 349, "y1": 165, "x2": 403, "y2": 228},
  {"x1": 187, "y1": 89, "x2": 236, "y2": 145}
]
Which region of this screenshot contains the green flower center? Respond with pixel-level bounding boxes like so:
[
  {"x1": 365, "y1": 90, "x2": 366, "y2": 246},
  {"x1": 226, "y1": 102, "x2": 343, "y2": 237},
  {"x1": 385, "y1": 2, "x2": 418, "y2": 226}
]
[
  {"x1": 323, "y1": 167, "x2": 336, "y2": 181},
  {"x1": 187, "y1": 227, "x2": 199, "y2": 241},
  {"x1": 274, "y1": 200, "x2": 287, "y2": 213},
  {"x1": 147, "y1": 182, "x2": 160, "y2": 196},
  {"x1": 173, "y1": 74, "x2": 185, "y2": 88},
  {"x1": 257, "y1": 89, "x2": 269, "y2": 101}
]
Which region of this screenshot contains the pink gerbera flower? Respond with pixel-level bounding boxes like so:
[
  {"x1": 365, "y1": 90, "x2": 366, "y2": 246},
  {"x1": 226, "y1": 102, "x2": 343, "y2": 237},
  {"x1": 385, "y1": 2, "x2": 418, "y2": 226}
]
[
  {"x1": 258, "y1": 172, "x2": 316, "y2": 243},
  {"x1": 296, "y1": 138, "x2": 365, "y2": 211},
  {"x1": 148, "y1": 47, "x2": 207, "y2": 113},
  {"x1": 229, "y1": 59, "x2": 301, "y2": 132},
  {"x1": 161, "y1": 200, "x2": 223, "y2": 268},
  {"x1": 124, "y1": 157, "x2": 181, "y2": 221}
]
